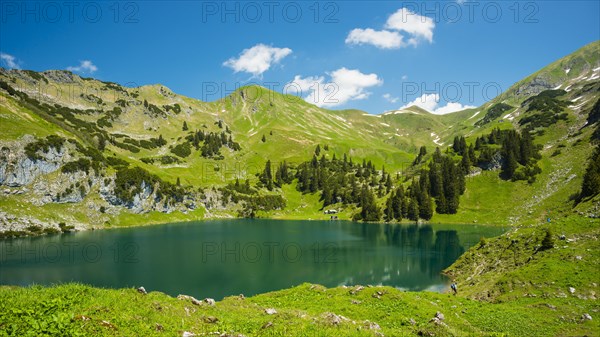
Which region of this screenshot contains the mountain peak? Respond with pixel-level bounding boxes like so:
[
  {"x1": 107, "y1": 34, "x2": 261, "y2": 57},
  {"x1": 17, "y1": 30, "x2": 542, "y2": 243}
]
[{"x1": 383, "y1": 105, "x2": 432, "y2": 116}]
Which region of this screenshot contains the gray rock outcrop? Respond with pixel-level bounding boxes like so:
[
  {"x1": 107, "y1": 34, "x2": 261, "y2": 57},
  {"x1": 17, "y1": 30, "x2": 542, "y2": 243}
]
[{"x1": 0, "y1": 136, "x2": 71, "y2": 187}]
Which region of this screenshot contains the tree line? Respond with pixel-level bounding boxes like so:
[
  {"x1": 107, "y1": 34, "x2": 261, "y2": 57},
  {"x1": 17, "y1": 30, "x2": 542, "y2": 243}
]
[{"x1": 256, "y1": 145, "x2": 468, "y2": 222}]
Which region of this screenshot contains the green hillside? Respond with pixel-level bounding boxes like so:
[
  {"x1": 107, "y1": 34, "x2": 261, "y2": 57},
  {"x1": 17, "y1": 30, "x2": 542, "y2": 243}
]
[{"x1": 0, "y1": 41, "x2": 599, "y2": 231}]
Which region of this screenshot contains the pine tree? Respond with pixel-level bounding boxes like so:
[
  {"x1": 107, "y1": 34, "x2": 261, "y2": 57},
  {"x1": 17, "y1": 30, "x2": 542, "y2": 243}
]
[
  {"x1": 392, "y1": 186, "x2": 404, "y2": 221},
  {"x1": 429, "y1": 162, "x2": 443, "y2": 198},
  {"x1": 260, "y1": 160, "x2": 273, "y2": 190},
  {"x1": 435, "y1": 193, "x2": 447, "y2": 214},
  {"x1": 413, "y1": 146, "x2": 427, "y2": 165},
  {"x1": 315, "y1": 144, "x2": 321, "y2": 156},
  {"x1": 401, "y1": 196, "x2": 409, "y2": 219},
  {"x1": 459, "y1": 136, "x2": 467, "y2": 155},
  {"x1": 580, "y1": 148, "x2": 600, "y2": 199},
  {"x1": 433, "y1": 147, "x2": 443, "y2": 163},
  {"x1": 359, "y1": 186, "x2": 381, "y2": 222},
  {"x1": 384, "y1": 197, "x2": 394, "y2": 222},
  {"x1": 461, "y1": 150, "x2": 471, "y2": 175},
  {"x1": 261, "y1": 134, "x2": 266, "y2": 142},
  {"x1": 453, "y1": 136, "x2": 461, "y2": 154},
  {"x1": 502, "y1": 147, "x2": 518, "y2": 180},
  {"x1": 520, "y1": 130, "x2": 534, "y2": 165},
  {"x1": 418, "y1": 190, "x2": 433, "y2": 220},
  {"x1": 407, "y1": 197, "x2": 419, "y2": 222},
  {"x1": 275, "y1": 163, "x2": 283, "y2": 187},
  {"x1": 385, "y1": 174, "x2": 393, "y2": 194},
  {"x1": 298, "y1": 166, "x2": 309, "y2": 192},
  {"x1": 309, "y1": 168, "x2": 318, "y2": 193},
  {"x1": 443, "y1": 157, "x2": 460, "y2": 214},
  {"x1": 182, "y1": 121, "x2": 188, "y2": 131},
  {"x1": 419, "y1": 169, "x2": 430, "y2": 193},
  {"x1": 321, "y1": 182, "x2": 333, "y2": 206},
  {"x1": 348, "y1": 176, "x2": 357, "y2": 203},
  {"x1": 275, "y1": 161, "x2": 291, "y2": 187}
]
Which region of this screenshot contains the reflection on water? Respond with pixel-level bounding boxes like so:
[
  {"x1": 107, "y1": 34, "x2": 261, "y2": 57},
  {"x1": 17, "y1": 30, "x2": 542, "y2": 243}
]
[{"x1": 0, "y1": 220, "x2": 505, "y2": 299}]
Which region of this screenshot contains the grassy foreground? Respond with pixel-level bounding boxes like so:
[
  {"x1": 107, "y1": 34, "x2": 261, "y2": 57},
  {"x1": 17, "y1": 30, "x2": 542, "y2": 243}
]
[
  {"x1": 1, "y1": 214, "x2": 599, "y2": 337},
  {"x1": 0, "y1": 282, "x2": 596, "y2": 337}
]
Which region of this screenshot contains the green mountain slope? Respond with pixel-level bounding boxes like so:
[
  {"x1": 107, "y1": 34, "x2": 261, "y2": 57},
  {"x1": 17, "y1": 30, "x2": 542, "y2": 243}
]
[{"x1": 0, "y1": 41, "x2": 599, "y2": 232}]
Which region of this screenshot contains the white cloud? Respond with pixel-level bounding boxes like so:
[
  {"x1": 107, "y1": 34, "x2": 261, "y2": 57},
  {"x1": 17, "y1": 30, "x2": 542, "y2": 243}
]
[
  {"x1": 290, "y1": 68, "x2": 383, "y2": 108},
  {"x1": 0, "y1": 52, "x2": 21, "y2": 69},
  {"x1": 434, "y1": 101, "x2": 475, "y2": 114},
  {"x1": 398, "y1": 93, "x2": 475, "y2": 115},
  {"x1": 67, "y1": 60, "x2": 98, "y2": 74},
  {"x1": 383, "y1": 93, "x2": 399, "y2": 103},
  {"x1": 345, "y1": 7, "x2": 435, "y2": 49},
  {"x1": 401, "y1": 75, "x2": 408, "y2": 80},
  {"x1": 345, "y1": 28, "x2": 404, "y2": 49},
  {"x1": 385, "y1": 8, "x2": 435, "y2": 43},
  {"x1": 400, "y1": 93, "x2": 440, "y2": 112},
  {"x1": 223, "y1": 44, "x2": 292, "y2": 78}
]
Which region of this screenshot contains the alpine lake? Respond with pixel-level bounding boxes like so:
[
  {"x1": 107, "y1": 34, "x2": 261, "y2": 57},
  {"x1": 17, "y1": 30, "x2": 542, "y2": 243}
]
[{"x1": 0, "y1": 219, "x2": 506, "y2": 299}]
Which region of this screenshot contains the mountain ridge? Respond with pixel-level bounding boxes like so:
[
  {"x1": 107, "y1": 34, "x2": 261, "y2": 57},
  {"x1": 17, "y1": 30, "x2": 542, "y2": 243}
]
[{"x1": 0, "y1": 41, "x2": 598, "y2": 234}]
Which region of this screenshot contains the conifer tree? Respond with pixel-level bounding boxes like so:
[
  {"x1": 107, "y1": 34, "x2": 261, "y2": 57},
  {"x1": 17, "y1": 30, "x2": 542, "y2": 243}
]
[
  {"x1": 384, "y1": 197, "x2": 394, "y2": 222},
  {"x1": 385, "y1": 174, "x2": 393, "y2": 194},
  {"x1": 407, "y1": 198, "x2": 419, "y2": 221},
  {"x1": 580, "y1": 148, "x2": 600, "y2": 199},
  {"x1": 418, "y1": 190, "x2": 433, "y2": 220},
  {"x1": 461, "y1": 150, "x2": 471, "y2": 175},
  {"x1": 359, "y1": 186, "x2": 381, "y2": 221},
  {"x1": 413, "y1": 146, "x2": 427, "y2": 165},
  {"x1": 260, "y1": 160, "x2": 274, "y2": 190}
]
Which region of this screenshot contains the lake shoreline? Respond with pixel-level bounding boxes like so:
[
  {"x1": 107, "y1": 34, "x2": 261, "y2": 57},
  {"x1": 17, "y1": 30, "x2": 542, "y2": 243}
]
[
  {"x1": 0, "y1": 207, "x2": 513, "y2": 240},
  {"x1": 0, "y1": 211, "x2": 511, "y2": 240}
]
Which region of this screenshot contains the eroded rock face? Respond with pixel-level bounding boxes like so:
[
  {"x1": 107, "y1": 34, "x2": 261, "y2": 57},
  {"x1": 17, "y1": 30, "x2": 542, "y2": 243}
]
[
  {"x1": 515, "y1": 75, "x2": 559, "y2": 97},
  {"x1": 100, "y1": 178, "x2": 192, "y2": 214},
  {"x1": 0, "y1": 136, "x2": 71, "y2": 187},
  {"x1": 128, "y1": 180, "x2": 155, "y2": 213},
  {"x1": 0, "y1": 210, "x2": 86, "y2": 234},
  {"x1": 42, "y1": 70, "x2": 78, "y2": 84}
]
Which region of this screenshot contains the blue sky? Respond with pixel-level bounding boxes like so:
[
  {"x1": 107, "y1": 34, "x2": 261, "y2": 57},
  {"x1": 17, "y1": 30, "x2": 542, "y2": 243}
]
[{"x1": 1, "y1": 1, "x2": 598, "y2": 114}]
